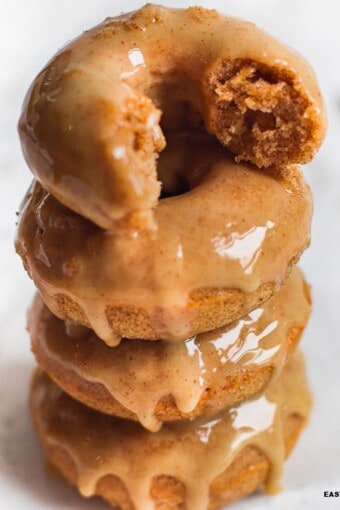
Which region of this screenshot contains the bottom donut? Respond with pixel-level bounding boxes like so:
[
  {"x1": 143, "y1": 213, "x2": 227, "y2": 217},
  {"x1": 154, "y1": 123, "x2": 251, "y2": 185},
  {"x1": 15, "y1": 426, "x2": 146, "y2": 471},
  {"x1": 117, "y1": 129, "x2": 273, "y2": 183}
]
[{"x1": 30, "y1": 350, "x2": 311, "y2": 510}]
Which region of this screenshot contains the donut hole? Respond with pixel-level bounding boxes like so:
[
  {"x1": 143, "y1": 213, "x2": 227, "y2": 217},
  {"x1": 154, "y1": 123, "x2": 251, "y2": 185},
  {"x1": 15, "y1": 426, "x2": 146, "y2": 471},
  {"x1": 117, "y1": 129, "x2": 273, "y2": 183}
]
[
  {"x1": 156, "y1": 130, "x2": 219, "y2": 199},
  {"x1": 158, "y1": 171, "x2": 190, "y2": 199},
  {"x1": 144, "y1": 78, "x2": 204, "y2": 133},
  {"x1": 157, "y1": 138, "x2": 191, "y2": 198},
  {"x1": 184, "y1": 101, "x2": 206, "y2": 131},
  {"x1": 207, "y1": 58, "x2": 313, "y2": 167},
  {"x1": 143, "y1": 78, "x2": 210, "y2": 199},
  {"x1": 156, "y1": 108, "x2": 207, "y2": 198}
]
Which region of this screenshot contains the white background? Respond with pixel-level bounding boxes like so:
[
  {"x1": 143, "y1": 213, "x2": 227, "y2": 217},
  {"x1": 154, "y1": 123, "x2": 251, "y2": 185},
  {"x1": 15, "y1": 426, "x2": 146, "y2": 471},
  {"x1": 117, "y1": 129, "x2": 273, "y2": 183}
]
[{"x1": 1, "y1": 0, "x2": 340, "y2": 508}]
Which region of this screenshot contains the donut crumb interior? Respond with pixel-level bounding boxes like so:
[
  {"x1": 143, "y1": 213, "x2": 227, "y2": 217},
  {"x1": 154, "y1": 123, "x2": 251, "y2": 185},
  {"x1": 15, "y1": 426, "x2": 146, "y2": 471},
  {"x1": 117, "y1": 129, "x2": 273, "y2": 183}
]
[{"x1": 207, "y1": 59, "x2": 318, "y2": 167}]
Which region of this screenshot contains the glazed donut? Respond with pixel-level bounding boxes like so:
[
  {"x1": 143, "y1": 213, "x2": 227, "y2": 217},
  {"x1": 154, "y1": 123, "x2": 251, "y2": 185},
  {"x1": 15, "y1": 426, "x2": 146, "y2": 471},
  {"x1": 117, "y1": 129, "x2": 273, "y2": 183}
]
[
  {"x1": 30, "y1": 351, "x2": 312, "y2": 510},
  {"x1": 28, "y1": 268, "x2": 311, "y2": 431},
  {"x1": 16, "y1": 135, "x2": 312, "y2": 345},
  {"x1": 19, "y1": 4, "x2": 325, "y2": 230}
]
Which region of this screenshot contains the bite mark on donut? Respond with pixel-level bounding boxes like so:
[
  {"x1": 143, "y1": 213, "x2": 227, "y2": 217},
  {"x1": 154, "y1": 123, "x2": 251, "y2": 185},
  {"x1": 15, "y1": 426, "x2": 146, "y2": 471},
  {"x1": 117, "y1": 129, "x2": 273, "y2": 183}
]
[
  {"x1": 206, "y1": 59, "x2": 322, "y2": 167},
  {"x1": 116, "y1": 94, "x2": 165, "y2": 227}
]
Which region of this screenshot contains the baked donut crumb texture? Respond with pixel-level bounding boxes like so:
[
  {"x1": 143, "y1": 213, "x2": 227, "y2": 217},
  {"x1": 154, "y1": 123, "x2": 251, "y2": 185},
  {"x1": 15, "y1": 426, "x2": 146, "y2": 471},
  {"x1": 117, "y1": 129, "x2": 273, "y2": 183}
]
[
  {"x1": 30, "y1": 351, "x2": 312, "y2": 510},
  {"x1": 15, "y1": 4, "x2": 325, "y2": 509},
  {"x1": 28, "y1": 267, "x2": 310, "y2": 431},
  {"x1": 18, "y1": 4, "x2": 325, "y2": 231},
  {"x1": 206, "y1": 59, "x2": 322, "y2": 168}
]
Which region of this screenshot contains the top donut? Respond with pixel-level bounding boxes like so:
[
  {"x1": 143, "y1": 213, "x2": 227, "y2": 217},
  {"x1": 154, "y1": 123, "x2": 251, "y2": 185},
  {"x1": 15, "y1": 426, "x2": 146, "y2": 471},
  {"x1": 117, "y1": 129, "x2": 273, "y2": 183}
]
[{"x1": 19, "y1": 4, "x2": 326, "y2": 230}]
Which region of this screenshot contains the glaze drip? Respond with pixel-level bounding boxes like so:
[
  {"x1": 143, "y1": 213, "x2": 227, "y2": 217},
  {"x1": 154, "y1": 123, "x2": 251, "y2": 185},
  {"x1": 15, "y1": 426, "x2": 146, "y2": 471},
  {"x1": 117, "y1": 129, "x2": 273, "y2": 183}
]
[
  {"x1": 19, "y1": 4, "x2": 325, "y2": 230},
  {"x1": 28, "y1": 268, "x2": 310, "y2": 431},
  {"x1": 17, "y1": 136, "x2": 312, "y2": 343},
  {"x1": 31, "y1": 351, "x2": 312, "y2": 510}
]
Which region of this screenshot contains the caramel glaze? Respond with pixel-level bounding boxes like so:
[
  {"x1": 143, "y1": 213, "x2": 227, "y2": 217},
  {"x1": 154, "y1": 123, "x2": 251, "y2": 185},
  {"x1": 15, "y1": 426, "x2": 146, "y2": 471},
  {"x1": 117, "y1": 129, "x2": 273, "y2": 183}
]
[
  {"x1": 30, "y1": 351, "x2": 312, "y2": 510},
  {"x1": 18, "y1": 4, "x2": 325, "y2": 230},
  {"x1": 28, "y1": 268, "x2": 310, "y2": 431},
  {"x1": 16, "y1": 135, "x2": 312, "y2": 344}
]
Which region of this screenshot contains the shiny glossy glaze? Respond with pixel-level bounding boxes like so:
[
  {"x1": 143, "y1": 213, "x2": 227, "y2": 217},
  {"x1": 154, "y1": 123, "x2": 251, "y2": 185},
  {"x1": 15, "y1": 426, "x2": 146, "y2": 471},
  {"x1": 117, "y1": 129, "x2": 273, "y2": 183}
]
[
  {"x1": 31, "y1": 351, "x2": 312, "y2": 510},
  {"x1": 19, "y1": 4, "x2": 325, "y2": 229},
  {"x1": 17, "y1": 137, "x2": 312, "y2": 343},
  {"x1": 28, "y1": 268, "x2": 310, "y2": 431}
]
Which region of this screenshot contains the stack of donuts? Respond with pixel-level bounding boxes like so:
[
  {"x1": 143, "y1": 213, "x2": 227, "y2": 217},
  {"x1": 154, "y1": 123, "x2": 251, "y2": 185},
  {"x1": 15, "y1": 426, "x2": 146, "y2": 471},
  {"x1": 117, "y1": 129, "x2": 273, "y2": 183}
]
[{"x1": 16, "y1": 5, "x2": 326, "y2": 509}]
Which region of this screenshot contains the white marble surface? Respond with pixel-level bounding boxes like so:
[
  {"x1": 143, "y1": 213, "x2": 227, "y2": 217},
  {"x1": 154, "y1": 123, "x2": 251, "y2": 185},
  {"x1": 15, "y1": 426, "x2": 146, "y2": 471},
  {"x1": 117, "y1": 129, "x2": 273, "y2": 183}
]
[{"x1": 1, "y1": 0, "x2": 340, "y2": 508}]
